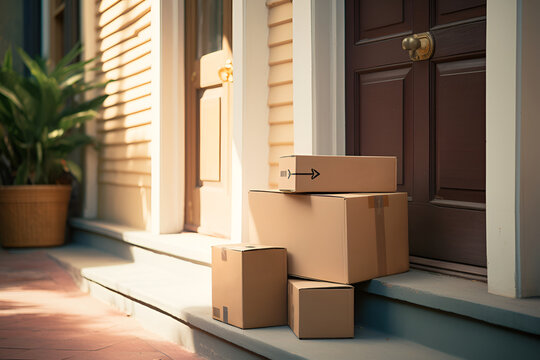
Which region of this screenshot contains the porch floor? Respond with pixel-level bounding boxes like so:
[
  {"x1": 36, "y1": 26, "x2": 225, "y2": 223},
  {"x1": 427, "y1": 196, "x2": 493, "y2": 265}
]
[{"x1": 0, "y1": 249, "x2": 201, "y2": 360}]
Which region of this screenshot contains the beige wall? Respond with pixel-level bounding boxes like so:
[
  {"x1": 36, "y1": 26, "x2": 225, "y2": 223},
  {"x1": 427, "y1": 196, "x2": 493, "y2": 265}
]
[
  {"x1": 95, "y1": 0, "x2": 152, "y2": 229},
  {"x1": 267, "y1": 0, "x2": 294, "y2": 188}
]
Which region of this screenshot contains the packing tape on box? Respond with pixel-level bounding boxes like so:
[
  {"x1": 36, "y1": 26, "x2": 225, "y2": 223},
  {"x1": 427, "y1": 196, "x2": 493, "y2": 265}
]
[
  {"x1": 368, "y1": 195, "x2": 389, "y2": 275},
  {"x1": 223, "y1": 306, "x2": 229, "y2": 324}
]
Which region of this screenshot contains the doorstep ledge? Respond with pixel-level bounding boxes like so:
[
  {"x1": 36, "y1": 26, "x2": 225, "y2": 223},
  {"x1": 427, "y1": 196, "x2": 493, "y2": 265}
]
[
  {"x1": 69, "y1": 217, "x2": 234, "y2": 267},
  {"x1": 361, "y1": 269, "x2": 540, "y2": 335},
  {"x1": 70, "y1": 218, "x2": 540, "y2": 336}
]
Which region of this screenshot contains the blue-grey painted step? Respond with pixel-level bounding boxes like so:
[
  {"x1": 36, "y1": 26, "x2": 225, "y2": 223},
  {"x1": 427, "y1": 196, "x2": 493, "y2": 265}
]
[
  {"x1": 47, "y1": 243, "x2": 458, "y2": 360},
  {"x1": 64, "y1": 220, "x2": 540, "y2": 359},
  {"x1": 355, "y1": 290, "x2": 540, "y2": 359}
]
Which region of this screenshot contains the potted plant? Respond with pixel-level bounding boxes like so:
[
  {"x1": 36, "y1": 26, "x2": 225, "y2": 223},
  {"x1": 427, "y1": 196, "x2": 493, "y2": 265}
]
[{"x1": 0, "y1": 44, "x2": 107, "y2": 247}]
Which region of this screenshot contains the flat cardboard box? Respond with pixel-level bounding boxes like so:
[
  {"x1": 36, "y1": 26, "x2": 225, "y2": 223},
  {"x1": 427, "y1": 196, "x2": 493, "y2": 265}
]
[
  {"x1": 278, "y1": 155, "x2": 397, "y2": 193},
  {"x1": 288, "y1": 279, "x2": 354, "y2": 339},
  {"x1": 211, "y1": 244, "x2": 288, "y2": 329},
  {"x1": 249, "y1": 191, "x2": 409, "y2": 284}
]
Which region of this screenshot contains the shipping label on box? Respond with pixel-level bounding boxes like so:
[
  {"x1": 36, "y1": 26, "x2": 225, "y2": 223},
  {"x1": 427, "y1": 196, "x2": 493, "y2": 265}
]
[
  {"x1": 211, "y1": 244, "x2": 288, "y2": 329},
  {"x1": 249, "y1": 191, "x2": 409, "y2": 284},
  {"x1": 278, "y1": 155, "x2": 397, "y2": 193},
  {"x1": 288, "y1": 279, "x2": 354, "y2": 339}
]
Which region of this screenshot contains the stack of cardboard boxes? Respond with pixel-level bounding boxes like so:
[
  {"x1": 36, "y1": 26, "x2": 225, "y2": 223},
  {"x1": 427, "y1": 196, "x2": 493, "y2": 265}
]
[{"x1": 212, "y1": 155, "x2": 409, "y2": 339}]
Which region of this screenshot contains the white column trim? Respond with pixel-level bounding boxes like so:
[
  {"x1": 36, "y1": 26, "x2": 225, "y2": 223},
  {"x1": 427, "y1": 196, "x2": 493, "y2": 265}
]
[
  {"x1": 231, "y1": 0, "x2": 269, "y2": 242},
  {"x1": 293, "y1": 0, "x2": 345, "y2": 156},
  {"x1": 292, "y1": 0, "x2": 313, "y2": 155},
  {"x1": 150, "y1": 0, "x2": 185, "y2": 234},
  {"x1": 486, "y1": 0, "x2": 519, "y2": 297}
]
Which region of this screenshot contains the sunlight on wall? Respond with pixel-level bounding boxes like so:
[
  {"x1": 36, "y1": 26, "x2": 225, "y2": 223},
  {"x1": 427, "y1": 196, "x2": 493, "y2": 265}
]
[{"x1": 94, "y1": 0, "x2": 153, "y2": 230}]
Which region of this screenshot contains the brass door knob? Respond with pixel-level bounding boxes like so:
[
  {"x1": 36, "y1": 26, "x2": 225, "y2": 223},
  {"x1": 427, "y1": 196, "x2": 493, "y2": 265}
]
[
  {"x1": 218, "y1": 59, "x2": 233, "y2": 83},
  {"x1": 402, "y1": 32, "x2": 434, "y2": 61}
]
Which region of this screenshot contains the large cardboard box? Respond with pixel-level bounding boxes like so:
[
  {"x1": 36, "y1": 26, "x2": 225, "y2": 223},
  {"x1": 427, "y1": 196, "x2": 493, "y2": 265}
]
[
  {"x1": 288, "y1": 279, "x2": 354, "y2": 339},
  {"x1": 278, "y1": 155, "x2": 397, "y2": 193},
  {"x1": 211, "y1": 244, "x2": 288, "y2": 329},
  {"x1": 249, "y1": 191, "x2": 409, "y2": 284}
]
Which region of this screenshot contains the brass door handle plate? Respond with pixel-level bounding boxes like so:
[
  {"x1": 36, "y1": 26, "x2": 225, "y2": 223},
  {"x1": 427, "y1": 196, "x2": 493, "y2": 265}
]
[
  {"x1": 218, "y1": 59, "x2": 233, "y2": 83},
  {"x1": 402, "y1": 32, "x2": 434, "y2": 61}
]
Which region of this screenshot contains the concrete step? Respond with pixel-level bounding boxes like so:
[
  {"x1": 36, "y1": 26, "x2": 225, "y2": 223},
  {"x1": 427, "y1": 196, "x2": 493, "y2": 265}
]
[
  {"x1": 54, "y1": 219, "x2": 540, "y2": 359},
  {"x1": 48, "y1": 243, "x2": 458, "y2": 360}
]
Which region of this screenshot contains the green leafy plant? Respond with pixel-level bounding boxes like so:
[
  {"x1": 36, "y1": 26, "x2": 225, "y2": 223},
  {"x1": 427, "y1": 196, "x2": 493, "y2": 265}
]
[{"x1": 0, "y1": 44, "x2": 108, "y2": 185}]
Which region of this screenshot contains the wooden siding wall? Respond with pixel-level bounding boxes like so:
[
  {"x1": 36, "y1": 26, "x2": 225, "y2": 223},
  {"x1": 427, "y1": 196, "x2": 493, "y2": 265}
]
[
  {"x1": 267, "y1": 0, "x2": 294, "y2": 188},
  {"x1": 95, "y1": 0, "x2": 152, "y2": 229}
]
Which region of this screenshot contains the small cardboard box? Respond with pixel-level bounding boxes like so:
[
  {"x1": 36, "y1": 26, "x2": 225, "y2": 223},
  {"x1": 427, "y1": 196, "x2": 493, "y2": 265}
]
[
  {"x1": 288, "y1": 279, "x2": 354, "y2": 339},
  {"x1": 278, "y1": 155, "x2": 397, "y2": 193},
  {"x1": 249, "y1": 191, "x2": 409, "y2": 284},
  {"x1": 211, "y1": 244, "x2": 288, "y2": 329}
]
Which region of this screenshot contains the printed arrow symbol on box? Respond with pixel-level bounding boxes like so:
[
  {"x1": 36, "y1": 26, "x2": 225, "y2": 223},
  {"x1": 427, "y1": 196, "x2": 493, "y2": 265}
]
[{"x1": 287, "y1": 168, "x2": 320, "y2": 180}]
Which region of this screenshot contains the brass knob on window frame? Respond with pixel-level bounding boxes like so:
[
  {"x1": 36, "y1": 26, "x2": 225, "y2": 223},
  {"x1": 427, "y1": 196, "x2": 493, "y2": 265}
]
[
  {"x1": 402, "y1": 32, "x2": 434, "y2": 61},
  {"x1": 218, "y1": 59, "x2": 233, "y2": 83}
]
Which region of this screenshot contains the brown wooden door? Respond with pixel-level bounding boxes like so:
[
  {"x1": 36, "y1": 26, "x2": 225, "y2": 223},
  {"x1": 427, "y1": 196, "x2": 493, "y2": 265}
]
[
  {"x1": 186, "y1": 0, "x2": 233, "y2": 237},
  {"x1": 345, "y1": 0, "x2": 486, "y2": 268}
]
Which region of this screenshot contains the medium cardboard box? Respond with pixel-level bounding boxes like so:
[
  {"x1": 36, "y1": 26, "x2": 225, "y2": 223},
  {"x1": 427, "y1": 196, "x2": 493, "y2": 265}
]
[
  {"x1": 288, "y1": 279, "x2": 354, "y2": 339},
  {"x1": 211, "y1": 244, "x2": 288, "y2": 329},
  {"x1": 278, "y1": 155, "x2": 397, "y2": 193},
  {"x1": 249, "y1": 191, "x2": 409, "y2": 284}
]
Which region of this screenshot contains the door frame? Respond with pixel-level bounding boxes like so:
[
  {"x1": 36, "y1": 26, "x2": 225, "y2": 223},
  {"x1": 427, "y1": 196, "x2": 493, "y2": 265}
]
[
  {"x1": 144, "y1": 0, "x2": 270, "y2": 240},
  {"x1": 184, "y1": 0, "x2": 233, "y2": 236},
  {"x1": 292, "y1": 0, "x2": 536, "y2": 297}
]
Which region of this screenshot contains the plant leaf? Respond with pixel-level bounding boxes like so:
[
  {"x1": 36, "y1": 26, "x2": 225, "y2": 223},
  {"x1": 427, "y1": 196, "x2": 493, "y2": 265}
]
[
  {"x1": 58, "y1": 110, "x2": 97, "y2": 131},
  {"x1": 64, "y1": 159, "x2": 82, "y2": 183},
  {"x1": 2, "y1": 47, "x2": 12, "y2": 70},
  {"x1": 58, "y1": 94, "x2": 108, "y2": 119},
  {"x1": 51, "y1": 42, "x2": 83, "y2": 78},
  {"x1": 17, "y1": 48, "x2": 48, "y2": 82},
  {"x1": 57, "y1": 58, "x2": 94, "y2": 84},
  {"x1": 14, "y1": 160, "x2": 29, "y2": 185},
  {"x1": 0, "y1": 85, "x2": 23, "y2": 111},
  {"x1": 47, "y1": 132, "x2": 95, "y2": 156}
]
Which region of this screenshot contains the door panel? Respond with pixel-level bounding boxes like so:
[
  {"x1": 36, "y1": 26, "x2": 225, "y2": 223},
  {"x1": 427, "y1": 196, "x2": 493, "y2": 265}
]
[
  {"x1": 434, "y1": 0, "x2": 485, "y2": 26},
  {"x1": 346, "y1": 0, "x2": 487, "y2": 268},
  {"x1": 409, "y1": 203, "x2": 486, "y2": 264},
  {"x1": 357, "y1": 67, "x2": 413, "y2": 190},
  {"x1": 356, "y1": 0, "x2": 412, "y2": 40},
  {"x1": 186, "y1": 0, "x2": 232, "y2": 237},
  {"x1": 435, "y1": 58, "x2": 485, "y2": 202},
  {"x1": 432, "y1": 22, "x2": 485, "y2": 58},
  {"x1": 199, "y1": 92, "x2": 222, "y2": 182}
]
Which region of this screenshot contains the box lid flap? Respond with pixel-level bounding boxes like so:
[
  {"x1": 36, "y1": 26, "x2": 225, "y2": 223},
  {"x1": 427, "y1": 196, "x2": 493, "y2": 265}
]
[
  {"x1": 249, "y1": 189, "x2": 405, "y2": 199},
  {"x1": 279, "y1": 154, "x2": 397, "y2": 160},
  {"x1": 289, "y1": 279, "x2": 353, "y2": 290},
  {"x1": 212, "y1": 243, "x2": 286, "y2": 252}
]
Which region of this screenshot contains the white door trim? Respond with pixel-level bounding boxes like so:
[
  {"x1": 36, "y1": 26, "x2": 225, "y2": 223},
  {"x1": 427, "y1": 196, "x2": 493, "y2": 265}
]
[
  {"x1": 292, "y1": 0, "x2": 345, "y2": 156},
  {"x1": 150, "y1": 0, "x2": 185, "y2": 234},
  {"x1": 231, "y1": 0, "x2": 270, "y2": 242}
]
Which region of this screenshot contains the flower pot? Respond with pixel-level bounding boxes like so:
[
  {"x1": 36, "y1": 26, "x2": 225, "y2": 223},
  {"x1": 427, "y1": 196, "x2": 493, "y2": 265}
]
[{"x1": 0, "y1": 185, "x2": 72, "y2": 247}]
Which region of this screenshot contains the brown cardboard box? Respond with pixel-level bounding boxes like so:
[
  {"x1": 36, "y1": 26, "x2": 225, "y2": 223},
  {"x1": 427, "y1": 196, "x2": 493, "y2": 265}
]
[
  {"x1": 288, "y1": 279, "x2": 354, "y2": 339},
  {"x1": 249, "y1": 191, "x2": 409, "y2": 284},
  {"x1": 278, "y1": 155, "x2": 397, "y2": 193},
  {"x1": 211, "y1": 244, "x2": 288, "y2": 329}
]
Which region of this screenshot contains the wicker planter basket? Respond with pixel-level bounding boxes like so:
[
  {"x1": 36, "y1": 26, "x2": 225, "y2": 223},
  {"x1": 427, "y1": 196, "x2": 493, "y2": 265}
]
[{"x1": 0, "y1": 185, "x2": 72, "y2": 247}]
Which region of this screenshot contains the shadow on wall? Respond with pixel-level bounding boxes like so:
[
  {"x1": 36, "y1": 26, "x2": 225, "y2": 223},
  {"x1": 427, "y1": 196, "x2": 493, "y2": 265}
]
[{"x1": 94, "y1": 0, "x2": 153, "y2": 230}]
